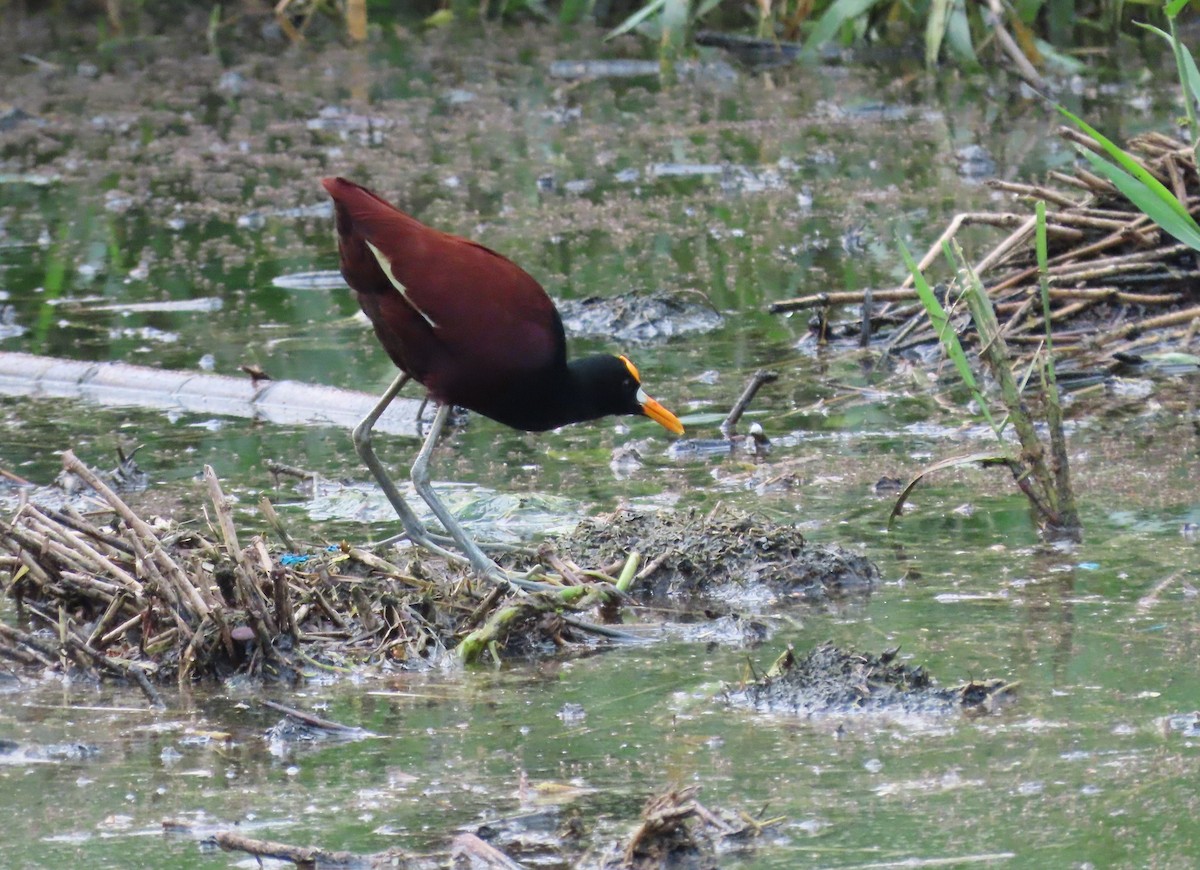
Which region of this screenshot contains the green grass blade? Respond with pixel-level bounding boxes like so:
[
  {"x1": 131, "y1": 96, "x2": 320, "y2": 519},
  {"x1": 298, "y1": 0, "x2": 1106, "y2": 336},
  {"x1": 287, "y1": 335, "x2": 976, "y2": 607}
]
[
  {"x1": 1056, "y1": 102, "x2": 1200, "y2": 230},
  {"x1": 899, "y1": 238, "x2": 997, "y2": 430},
  {"x1": 1078, "y1": 148, "x2": 1200, "y2": 249},
  {"x1": 1136, "y1": 21, "x2": 1200, "y2": 104},
  {"x1": 662, "y1": 0, "x2": 689, "y2": 38},
  {"x1": 606, "y1": 0, "x2": 665, "y2": 39},
  {"x1": 944, "y1": 5, "x2": 981, "y2": 67},
  {"x1": 1035, "y1": 200, "x2": 1057, "y2": 375},
  {"x1": 803, "y1": 0, "x2": 883, "y2": 53},
  {"x1": 1180, "y1": 41, "x2": 1200, "y2": 105},
  {"x1": 925, "y1": 0, "x2": 952, "y2": 67},
  {"x1": 1033, "y1": 37, "x2": 1087, "y2": 73}
]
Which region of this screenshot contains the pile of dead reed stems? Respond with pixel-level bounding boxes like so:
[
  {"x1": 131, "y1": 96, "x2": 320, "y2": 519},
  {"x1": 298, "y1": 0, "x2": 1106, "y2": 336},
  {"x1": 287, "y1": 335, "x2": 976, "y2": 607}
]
[
  {"x1": 0, "y1": 451, "x2": 601, "y2": 702},
  {"x1": 771, "y1": 129, "x2": 1200, "y2": 369}
]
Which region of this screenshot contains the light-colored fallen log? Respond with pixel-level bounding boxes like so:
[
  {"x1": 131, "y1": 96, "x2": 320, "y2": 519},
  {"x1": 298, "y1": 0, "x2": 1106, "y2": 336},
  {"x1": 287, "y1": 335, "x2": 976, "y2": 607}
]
[{"x1": 0, "y1": 351, "x2": 421, "y2": 438}]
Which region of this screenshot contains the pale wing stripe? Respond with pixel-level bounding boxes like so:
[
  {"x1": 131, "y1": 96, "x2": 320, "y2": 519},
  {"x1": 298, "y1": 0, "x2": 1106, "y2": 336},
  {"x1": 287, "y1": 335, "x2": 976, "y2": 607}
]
[{"x1": 366, "y1": 241, "x2": 439, "y2": 329}]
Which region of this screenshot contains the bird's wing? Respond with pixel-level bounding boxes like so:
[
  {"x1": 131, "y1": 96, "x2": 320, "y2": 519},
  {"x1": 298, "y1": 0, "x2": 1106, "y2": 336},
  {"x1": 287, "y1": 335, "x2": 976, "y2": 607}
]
[{"x1": 327, "y1": 179, "x2": 563, "y2": 373}]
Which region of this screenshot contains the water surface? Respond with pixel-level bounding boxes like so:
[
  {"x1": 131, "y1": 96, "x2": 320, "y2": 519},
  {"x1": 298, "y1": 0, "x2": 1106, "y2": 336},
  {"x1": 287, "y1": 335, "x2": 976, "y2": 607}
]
[{"x1": 1, "y1": 21, "x2": 1197, "y2": 869}]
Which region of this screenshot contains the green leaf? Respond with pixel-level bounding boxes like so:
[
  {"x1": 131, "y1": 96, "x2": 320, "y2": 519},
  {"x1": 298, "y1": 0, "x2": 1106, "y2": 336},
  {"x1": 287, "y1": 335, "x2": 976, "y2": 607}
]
[
  {"x1": 662, "y1": 0, "x2": 689, "y2": 36},
  {"x1": 424, "y1": 8, "x2": 455, "y2": 27},
  {"x1": 802, "y1": 0, "x2": 883, "y2": 53},
  {"x1": 1178, "y1": 44, "x2": 1200, "y2": 107},
  {"x1": 1056, "y1": 102, "x2": 1200, "y2": 231},
  {"x1": 1032, "y1": 37, "x2": 1086, "y2": 73},
  {"x1": 898, "y1": 238, "x2": 994, "y2": 428},
  {"x1": 1136, "y1": 21, "x2": 1200, "y2": 105},
  {"x1": 925, "y1": 0, "x2": 953, "y2": 68},
  {"x1": 607, "y1": 0, "x2": 665, "y2": 39},
  {"x1": 1166, "y1": 0, "x2": 1190, "y2": 18},
  {"x1": 1078, "y1": 148, "x2": 1200, "y2": 250},
  {"x1": 944, "y1": 5, "x2": 980, "y2": 67}
]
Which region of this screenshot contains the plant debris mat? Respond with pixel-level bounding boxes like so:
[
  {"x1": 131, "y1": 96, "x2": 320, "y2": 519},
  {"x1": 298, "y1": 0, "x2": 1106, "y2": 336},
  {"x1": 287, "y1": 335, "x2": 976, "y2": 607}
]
[
  {"x1": 0, "y1": 452, "x2": 627, "y2": 700},
  {"x1": 560, "y1": 507, "x2": 879, "y2": 606},
  {"x1": 0, "y1": 455, "x2": 881, "y2": 700},
  {"x1": 725, "y1": 642, "x2": 1016, "y2": 718},
  {"x1": 770, "y1": 129, "x2": 1200, "y2": 372}
]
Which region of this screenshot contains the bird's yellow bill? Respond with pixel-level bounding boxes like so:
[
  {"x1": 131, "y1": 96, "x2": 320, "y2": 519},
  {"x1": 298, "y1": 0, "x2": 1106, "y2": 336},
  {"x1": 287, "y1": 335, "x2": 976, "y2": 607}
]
[{"x1": 641, "y1": 395, "x2": 684, "y2": 435}]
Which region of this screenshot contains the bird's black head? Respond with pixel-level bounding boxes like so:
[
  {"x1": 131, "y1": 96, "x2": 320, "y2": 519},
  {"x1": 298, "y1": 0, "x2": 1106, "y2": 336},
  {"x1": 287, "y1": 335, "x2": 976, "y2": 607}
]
[{"x1": 568, "y1": 354, "x2": 684, "y2": 434}]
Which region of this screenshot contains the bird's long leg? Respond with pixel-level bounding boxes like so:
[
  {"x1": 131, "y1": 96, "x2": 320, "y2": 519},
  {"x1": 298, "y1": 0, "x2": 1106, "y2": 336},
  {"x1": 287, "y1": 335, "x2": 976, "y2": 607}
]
[
  {"x1": 352, "y1": 373, "x2": 466, "y2": 564},
  {"x1": 357, "y1": 380, "x2": 554, "y2": 592},
  {"x1": 409, "y1": 404, "x2": 505, "y2": 575},
  {"x1": 409, "y1": 404, "x2": 556, "y2": 593},
  {"x1": 414, "y1": 394, "x2": 431, "y2": 440},
  {"x1": 407, "y1": 409, "x2": 640, "y2": 621}
]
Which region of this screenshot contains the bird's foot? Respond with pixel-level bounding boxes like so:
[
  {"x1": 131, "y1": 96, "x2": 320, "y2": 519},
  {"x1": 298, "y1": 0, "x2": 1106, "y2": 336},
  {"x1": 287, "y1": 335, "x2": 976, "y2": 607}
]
[
  {"x1": 373, "y1": 526, "x2": 555, "y2": 593},
  {"x1": 442, "y1": 547, "x2": 559, "y2": 595}
]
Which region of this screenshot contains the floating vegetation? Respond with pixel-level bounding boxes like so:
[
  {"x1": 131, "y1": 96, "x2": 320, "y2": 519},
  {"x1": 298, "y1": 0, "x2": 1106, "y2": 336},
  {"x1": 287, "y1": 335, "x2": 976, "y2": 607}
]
[
  {"x1": 0, "y1": 452, "x2": 611, "y2": 697},
  {"x1": 207, "y1": 781, "x2": 766, "y2": 869}
]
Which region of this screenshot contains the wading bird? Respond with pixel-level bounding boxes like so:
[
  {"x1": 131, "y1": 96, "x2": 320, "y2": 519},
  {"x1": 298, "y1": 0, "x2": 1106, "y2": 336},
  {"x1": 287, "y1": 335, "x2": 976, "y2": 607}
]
[{"x1": 322, "y1": 177, "x2": 683, "y2": 587}]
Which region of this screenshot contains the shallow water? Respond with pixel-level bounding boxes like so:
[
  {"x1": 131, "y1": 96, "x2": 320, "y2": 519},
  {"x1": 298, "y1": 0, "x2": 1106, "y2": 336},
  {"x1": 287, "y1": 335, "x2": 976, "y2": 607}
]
[{"x1": 2, "y1": 19, "x2": 1199, "y2": 869}]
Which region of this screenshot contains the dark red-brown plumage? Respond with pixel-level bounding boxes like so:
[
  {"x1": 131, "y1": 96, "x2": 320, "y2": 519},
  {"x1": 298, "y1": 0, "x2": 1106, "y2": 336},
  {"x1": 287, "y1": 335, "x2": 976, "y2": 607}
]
[{"x1": 322, "y1": 176, "x2": 682, "y2": 434}]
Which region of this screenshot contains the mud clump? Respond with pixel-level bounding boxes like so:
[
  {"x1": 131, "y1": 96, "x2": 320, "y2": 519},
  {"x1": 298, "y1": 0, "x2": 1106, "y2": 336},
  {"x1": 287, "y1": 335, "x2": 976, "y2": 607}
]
[
  {"x1": 725, "y1": 642, "x2": 1014, "y2": 717},
  {"x1": 560, "y1": 508, "x2": 879, "y2": 605},
  {"x1": 555, "y1": 289, "x2": 724, "y2": 344}
]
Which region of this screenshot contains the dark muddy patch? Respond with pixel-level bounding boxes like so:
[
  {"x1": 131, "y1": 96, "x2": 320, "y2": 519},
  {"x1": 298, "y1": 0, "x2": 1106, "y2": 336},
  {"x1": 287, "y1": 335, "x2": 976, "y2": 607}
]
[
  {"x1": 559, "y1": 508, "x2": 879, "y2": 606},
  {"x1": 725, "y1": 643, "x2": 1014, "y2": 718},
  {"x1": 554, "y1": 289, "x2": 724, "y2": 344}
]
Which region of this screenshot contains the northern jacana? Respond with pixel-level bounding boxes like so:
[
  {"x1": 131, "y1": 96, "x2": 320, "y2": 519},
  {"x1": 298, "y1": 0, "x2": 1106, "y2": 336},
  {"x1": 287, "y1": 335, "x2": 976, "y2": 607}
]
[{"x1": 322, "y1": 177, "x2": 683, "y2": 587}]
